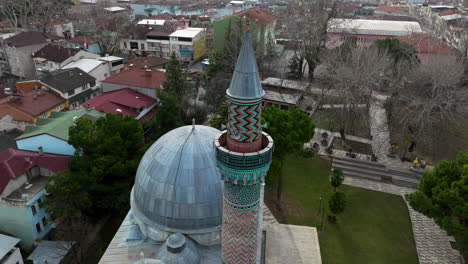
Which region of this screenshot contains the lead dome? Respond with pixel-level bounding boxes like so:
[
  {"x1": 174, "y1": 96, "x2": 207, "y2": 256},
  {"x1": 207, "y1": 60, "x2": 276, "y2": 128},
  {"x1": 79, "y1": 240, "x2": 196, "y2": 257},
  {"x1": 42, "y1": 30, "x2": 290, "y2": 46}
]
[{"x1": 131, "y1": 125, "x2": 223, "y2": 245}]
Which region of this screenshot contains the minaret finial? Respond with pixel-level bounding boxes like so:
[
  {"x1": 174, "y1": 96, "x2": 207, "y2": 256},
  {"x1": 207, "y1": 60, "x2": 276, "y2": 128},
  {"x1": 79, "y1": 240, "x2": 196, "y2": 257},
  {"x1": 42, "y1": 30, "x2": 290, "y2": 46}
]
[{"x1": 192, "y1": 118, "x2": 195, "y2": 130}]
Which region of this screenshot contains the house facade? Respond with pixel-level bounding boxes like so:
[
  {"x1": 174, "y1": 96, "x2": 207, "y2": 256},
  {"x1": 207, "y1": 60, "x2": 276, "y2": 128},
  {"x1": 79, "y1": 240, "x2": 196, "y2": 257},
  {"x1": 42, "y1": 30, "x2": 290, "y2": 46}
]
[
  {"x1": 0, "y1": 148, "x2": 69, "y2": 249},
  {"x1": 40, "y1": 68, "x2": 99, "y2": 108},
  {"x1": 16, "y1": 108, "x2": 105, "y2": 155},
  {"x1": 0, "y1": 32, "x2": 62, "y2": 79},
  {"x1": 65, "y1": 36, "x2": 101, "y2": 55},
  {"x1": 169, "y1": 28, "x2": 207, "y2": 61}
]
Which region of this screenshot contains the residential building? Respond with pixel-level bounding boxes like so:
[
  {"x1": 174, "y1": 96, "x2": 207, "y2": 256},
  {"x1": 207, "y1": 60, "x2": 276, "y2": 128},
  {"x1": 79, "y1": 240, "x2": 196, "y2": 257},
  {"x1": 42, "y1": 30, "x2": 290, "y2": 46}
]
[
  {"x1": 16, "y1": 108, "x2": 105, "y2": 155},
  {"x1": 0, "y1": 85, "x2": 66, "y2": 131},
  {"x1": 98, "y1": 56, "x2": 124, "y2": 75},
  {"x1": 261, "y1": 77, "x2": 308, "y2": 110},
  {"x1": 62, "y1": 59, "x2": 111, "y2": 85},
  {"x1": 326, "y1": 19, "x2": 422, "y2": 48},
  {"x1": 81, "y1": 88, "x2": 157, "y2": 122},
  {"x1": 169, "y1": 28, "x2": 207, "y2": 61},
  {"x1": 0, "y1": 32, "x2": 62, "y2": 79},
  {"x1": 213, "y1": 8, "x2": 277, "y2": 53},
  {"x1": 0, "y1": 148, "x2": 69, "y2": 249},
  {"x1": 101, "y1": 68, "x2": 166, "y2": 99},
  {"x1": 65, "y1": 36, "x2": 101, "y2": 55},
  {"x1": 32, "y1": 44, "x2": 99, "y2": 75},
  {"x1": 0, "y1": 234, "x2": 23, "y2": 264},
  {"x1": 40, "y1": 68, "x2": 98, "y2": 108},
  {"x1": 125, "y1": 56, "x2": 170, "y2": 70}
]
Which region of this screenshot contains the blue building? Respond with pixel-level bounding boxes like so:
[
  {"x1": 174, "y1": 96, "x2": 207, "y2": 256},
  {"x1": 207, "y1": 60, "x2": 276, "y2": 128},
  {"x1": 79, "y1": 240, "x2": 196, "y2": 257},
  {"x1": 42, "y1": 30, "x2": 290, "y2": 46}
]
[
  {"x1": 0, "y1": 148, "x2": 70, "y2": 249},
  {"x1": 16, "y1": 108, "x2": 105, "y2": 156}
]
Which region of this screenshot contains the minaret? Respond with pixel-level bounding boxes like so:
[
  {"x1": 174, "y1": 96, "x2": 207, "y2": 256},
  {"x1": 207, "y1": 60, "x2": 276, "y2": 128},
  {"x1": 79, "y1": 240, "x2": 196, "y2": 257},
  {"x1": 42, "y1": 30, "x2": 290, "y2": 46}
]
[{"x1": 214, "y1": 31, "x2": 273, "y2": 264}]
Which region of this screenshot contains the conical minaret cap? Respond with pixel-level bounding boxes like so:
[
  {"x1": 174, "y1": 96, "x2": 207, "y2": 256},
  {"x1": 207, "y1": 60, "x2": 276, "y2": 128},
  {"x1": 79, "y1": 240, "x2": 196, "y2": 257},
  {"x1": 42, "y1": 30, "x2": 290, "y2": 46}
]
[{"x1": 226, "y1": 32, "x2": 265, "y2": 100}]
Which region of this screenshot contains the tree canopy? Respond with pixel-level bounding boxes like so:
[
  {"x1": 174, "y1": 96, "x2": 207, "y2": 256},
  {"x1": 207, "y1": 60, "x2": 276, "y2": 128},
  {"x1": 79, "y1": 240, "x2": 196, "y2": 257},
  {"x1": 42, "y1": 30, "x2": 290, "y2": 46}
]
[
  {"x1": 45, "y1": 114, "x2": 145, "y2": 218},
  {"x1": 262, "y1": 106, "x2": 315, "y2": 202},
  {"x1": 164, "y1": 52, "x2": 189, "y2": 100},
  {"x1": 330, "y1": 168, "x2": 344, "y2": 191},
  {"x1": 407, "y1": 151, "x2": 468, "y2": 254}
]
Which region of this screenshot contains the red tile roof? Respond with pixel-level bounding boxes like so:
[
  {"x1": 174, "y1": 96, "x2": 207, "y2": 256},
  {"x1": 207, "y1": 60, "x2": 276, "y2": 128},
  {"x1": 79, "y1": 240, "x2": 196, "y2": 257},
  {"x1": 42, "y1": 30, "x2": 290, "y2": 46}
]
[
  {"x1": 80, "y1": 88, "x2": 156, "y2": 118},
  {"x1": 101, "y1": 68, "x2": 166, "y2": 90},
  {"x1": 397, "y1": 34, "x2": 455, "y2": 54},
  {"x1": 33, "y1": 44, "x2": 80, "y2": 63},
  {"x1": 374, "y1": 6, "x2": 407, "y2": 13},
  {"x1": 67, "y1": 36, "x2": 98, "y2": 44},
  {"x1": 125, "y1": 56, "x2": 170, "y2": 69},
  {"x1": 221, "y1": 8, "x2": 278, "y2": 25},
  {"x1": 150, "y1": 12, "x2": 174, "y2": 20},
  {"x1": 0, "y1": 148, "x2": 69, "y2": 195},
  {"x1": 0, "y1": 89, "x2": 65, "y2": 118},
  {"x1": 438, "y1": 10, "x2": 460, "y2": 16}
]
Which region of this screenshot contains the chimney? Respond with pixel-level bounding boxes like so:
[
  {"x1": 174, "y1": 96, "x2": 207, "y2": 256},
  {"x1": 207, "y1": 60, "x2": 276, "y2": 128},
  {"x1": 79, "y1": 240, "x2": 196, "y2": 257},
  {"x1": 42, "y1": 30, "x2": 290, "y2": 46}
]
[{"x1": 38, "y1": 146, "x2": 44, "y2": 155}]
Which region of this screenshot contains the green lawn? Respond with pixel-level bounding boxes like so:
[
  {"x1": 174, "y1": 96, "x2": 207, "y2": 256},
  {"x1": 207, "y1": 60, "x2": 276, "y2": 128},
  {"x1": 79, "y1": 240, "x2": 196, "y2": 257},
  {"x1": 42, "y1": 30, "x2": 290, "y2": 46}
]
[
  {"x1": 311, "y1": 108, "x2": 371, "y2": 139},
  {"x1": 265, "y1": 155, "x2": 418, "y2": 264}
]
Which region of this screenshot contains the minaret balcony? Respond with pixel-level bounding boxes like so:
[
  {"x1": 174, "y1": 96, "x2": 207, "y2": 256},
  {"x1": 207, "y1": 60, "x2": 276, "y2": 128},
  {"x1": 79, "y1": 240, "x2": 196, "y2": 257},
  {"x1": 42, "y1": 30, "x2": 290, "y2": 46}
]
[{"x1": 214, "y1": 131, "x2": 273, "y2": 185}]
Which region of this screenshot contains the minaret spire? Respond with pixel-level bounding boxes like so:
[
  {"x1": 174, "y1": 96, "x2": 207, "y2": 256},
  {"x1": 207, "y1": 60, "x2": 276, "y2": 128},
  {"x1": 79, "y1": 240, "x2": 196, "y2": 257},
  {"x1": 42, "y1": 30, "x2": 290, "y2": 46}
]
[{"x1": 214, "y1": 31, "x2": 274, "y2": 264}]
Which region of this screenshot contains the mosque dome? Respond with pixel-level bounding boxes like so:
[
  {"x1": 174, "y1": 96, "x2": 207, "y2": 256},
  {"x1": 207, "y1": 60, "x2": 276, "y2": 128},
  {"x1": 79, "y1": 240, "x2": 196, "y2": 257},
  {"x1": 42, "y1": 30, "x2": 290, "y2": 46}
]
[{"x1": 131, "y1": 125, "x2": 223, "y2": 244}]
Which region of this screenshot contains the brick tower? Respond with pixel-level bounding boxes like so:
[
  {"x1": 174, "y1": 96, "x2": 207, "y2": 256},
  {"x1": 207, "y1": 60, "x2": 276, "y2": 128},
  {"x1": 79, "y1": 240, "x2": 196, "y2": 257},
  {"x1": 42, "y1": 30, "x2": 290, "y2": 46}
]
[{"x1": 214, "y1": 31, "x2": 274, "y2": 264}]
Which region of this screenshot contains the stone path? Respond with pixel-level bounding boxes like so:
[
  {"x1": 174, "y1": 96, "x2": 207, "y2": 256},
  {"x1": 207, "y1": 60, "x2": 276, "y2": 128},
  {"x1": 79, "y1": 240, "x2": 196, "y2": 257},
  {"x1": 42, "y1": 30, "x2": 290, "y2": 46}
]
[
  {"x1": 344, "y1": 177, "x2": 462, "y2": 264},
  {"x1": 320, "y1": 104, "x2": 366, "y2": 109}
]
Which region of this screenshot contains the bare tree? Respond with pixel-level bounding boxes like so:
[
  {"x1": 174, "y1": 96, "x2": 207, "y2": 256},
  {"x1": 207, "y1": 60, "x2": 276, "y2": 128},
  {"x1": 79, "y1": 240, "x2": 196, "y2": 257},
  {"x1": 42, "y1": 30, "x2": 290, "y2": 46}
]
[{"x1": 389, "y1": 55, "x2": 468, "y2": 159}]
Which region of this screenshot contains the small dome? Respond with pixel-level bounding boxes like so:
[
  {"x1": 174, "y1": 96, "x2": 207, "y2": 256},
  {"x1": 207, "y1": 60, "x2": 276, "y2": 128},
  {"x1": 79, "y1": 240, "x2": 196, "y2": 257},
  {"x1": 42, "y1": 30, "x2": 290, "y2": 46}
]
[
  {"x1": 132, "y1": 125, "x2": 223, "y2": 234},
  {"x1": 155, "y1": 234, "x2": 200, "y2": 264}
]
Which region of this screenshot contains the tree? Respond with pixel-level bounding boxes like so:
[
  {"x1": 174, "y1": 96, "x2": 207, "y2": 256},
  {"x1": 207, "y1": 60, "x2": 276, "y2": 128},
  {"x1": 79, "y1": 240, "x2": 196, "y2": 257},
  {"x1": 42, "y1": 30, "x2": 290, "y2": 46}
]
[
  {"x1": 407, "y1": 151, "x2": 468, "y2": 255},
  {"x1": 208, "y1": 104, "x2": 228, "y2": 130},
  {"x1": 330, "y1": 168, "x2": 344, "y2": 191},
  {"x1": 375, "y1": 38, "x2": 419, "y2": 77},
  {"x1": 45, "y1": 114, "x2": 145, "y2": 218},
  {"x1": 164, "y1": 52, "x2": 189, "y2": 99},
  {"x1": 262, "y1": 106, "x2": 315, "y2": 203},
  {"x1": 144, "y1": 90, "x2": 183, "y2": 141},
  {"x1": 328, "y1": 191, "x2": 346, "y2": 221}
]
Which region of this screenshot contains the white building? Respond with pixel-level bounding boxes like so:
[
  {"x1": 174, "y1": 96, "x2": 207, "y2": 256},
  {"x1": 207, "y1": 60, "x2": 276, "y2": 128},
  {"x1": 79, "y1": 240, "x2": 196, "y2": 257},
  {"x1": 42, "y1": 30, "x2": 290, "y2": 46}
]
[
  {"x1": 98, "y1": 56, "x2": 124, "y2": 75},
  {"x1": 62, "y1": 59, "x2": 111, "y2": 85},
  {"x1": 0, "y1": 234, "x2": 23, "y2": 264}
]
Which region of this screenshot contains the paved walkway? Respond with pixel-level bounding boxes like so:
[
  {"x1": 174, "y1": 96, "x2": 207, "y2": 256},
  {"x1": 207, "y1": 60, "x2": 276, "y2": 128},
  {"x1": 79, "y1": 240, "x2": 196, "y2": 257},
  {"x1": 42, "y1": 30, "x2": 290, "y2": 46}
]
[{"x1": 344, "y1": 177, "x2": 462, "y2": 264}]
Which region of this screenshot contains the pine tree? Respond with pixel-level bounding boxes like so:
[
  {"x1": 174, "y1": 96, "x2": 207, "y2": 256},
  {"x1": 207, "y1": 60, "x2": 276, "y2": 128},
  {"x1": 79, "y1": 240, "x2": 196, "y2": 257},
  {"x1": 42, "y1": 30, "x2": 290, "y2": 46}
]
[{"x1": 163, "y1": 52, "x2": 189, "y2": 100}]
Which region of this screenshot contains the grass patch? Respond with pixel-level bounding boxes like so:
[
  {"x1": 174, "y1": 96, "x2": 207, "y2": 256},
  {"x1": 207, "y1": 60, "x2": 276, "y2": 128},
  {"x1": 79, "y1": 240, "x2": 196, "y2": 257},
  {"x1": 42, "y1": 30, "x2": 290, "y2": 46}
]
[
  {"x1": 311, "y1": 108, "x2": 370, "y2": 139},
  {"x1": 265, "y1": 155, "x2": 418, "y2": 264}
]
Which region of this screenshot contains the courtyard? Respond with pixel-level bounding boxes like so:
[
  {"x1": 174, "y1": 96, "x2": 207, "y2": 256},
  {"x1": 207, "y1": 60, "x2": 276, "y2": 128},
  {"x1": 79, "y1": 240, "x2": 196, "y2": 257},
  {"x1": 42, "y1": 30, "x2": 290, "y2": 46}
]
[{"x1": 265, "y1": 155, "x2": 419, "y2": 264}]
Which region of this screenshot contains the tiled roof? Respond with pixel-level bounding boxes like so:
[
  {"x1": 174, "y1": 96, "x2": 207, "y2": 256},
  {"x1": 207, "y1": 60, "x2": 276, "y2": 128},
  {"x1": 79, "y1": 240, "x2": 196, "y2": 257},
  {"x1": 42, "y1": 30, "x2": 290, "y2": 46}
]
[
  {"x1": 3, "y1": 31, "x2": 62, "y2": 48},
  {"x1": 16, "y1": 108, "x2": 105, "y2": 141},
  {"x1": 125, "y1": 56, "x2": 170, "y2": 69},
  {"x1": 374, "y1": 6, "x2": 408, "y2": 13},
  {"x1": 397, "y1": 34, "x2": 455, "y2": 54},
  {"x1": 33, "y1": 44, "x2": 80, "y2": 63},
  {"x1": 67, "y1": 36, "x2": 97, "y2": 44},
  {"x1": 102, "y1": 68, "x2": 165, "y2": 90},
  {"x1": 150, "y1": 12, "x2": 174, "y2": 20},
  {"x1": 0, "y1": 148, "x2": 69, "y2": 195},
  {"x1": 0, "y1": 89, "x2": 65, "y2": 118},
  {"x1": 220, "y1": 8, "x2": 277, "y2": 25},
  {"x1": 80, "y1": 88, "x2": 156, "y2": 118},
  {"x1": 40, "y1": 68, "x2": 96, "y2": 93},
  {"x1": 438, "y1": 10, "x2": 460, "y2": 16},
  {"x1": 0, "y1": 86, "x2": 7, "y2": 100}
]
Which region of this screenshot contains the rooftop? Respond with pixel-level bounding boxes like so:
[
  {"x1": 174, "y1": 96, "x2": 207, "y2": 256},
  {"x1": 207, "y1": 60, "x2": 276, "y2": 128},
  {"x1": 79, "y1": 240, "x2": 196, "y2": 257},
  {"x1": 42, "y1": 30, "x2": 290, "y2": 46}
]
[
  {"x1": 0, "y1": 234, "x2": 20, "y2": 260},
  {"x1": 40, "y1": 68, "x2": 96, "y2": 93},
  {"x1": 16, "y1": 108, "x2": 105, "y2": 141},
  {"x1": 27, "y1": 240, "x2": 73, "y2": 264},
  {"x1": 125, "y1": 56, "x2": 170, "y2": 69},
  {"x1": 32, "y1": 44, "x2": 80, "y2": 63},
  {"x1": 104, "y1": 6, "x2": 127, "y2": 12},
  {"x1": 374, "y1": 6, "x2": 408, "y2": 13},
  {"x1": 138, "y1": 19, "x2": 166, "y2": 26},
  {"x1": 2, "y1": 31, "x2": 61, "y2": 48},
  {"x1": 102, "y1": 68, "x2": 166, "y2": 90},
  {"x1": 80, "y1": 88, "x2": 156, "y2": 120},
  {"x1": 220, "y1": 8, "x2": 277, "y2": 25},
  {"x1": 67, "y1": 36, "x2": 97, "y2": 44},
  {"x1": 397, "y1": 34, "x2": 455, "y2": 54},
  {"x1": 6, "y1": 176, "x2": 50, "y2": 200},
  {"x1": 62, "y1": 59, "x2": 105, "y2": 73},
  {"x1": 263, "y1": 89, "x2": 302, "y2": 105},
  {"x1": 170, "y1": 28, "x2": 204, "y2": 38},
  {"x1": 261, "y1": 77, "x2": 309, "y2": 92},
  {"x1": 327, "y1": 19, "x2": 422, "y2": 36},
  {"x1": 98, "y1": 56, "x2": 124, "y2": 62},
  {"x1": 0, "y1": 89, "x2": 65, "y2": 118},
  {"x1": 0, "y1": 148, "x2": 69, "y2": 196}
]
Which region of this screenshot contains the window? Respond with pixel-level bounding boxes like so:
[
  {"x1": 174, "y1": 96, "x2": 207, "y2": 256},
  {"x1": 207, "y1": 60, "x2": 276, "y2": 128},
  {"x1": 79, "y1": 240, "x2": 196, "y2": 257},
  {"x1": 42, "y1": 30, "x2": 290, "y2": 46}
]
[
  {"x1": 36, "y1": 223, "x2": 41, "y2": 233},
  {"x1": 178, "y1": 37, "x2": 192, "y2": 42},
  {"x1": 90, "y1": 80, "x2": 96, "y2": 87},
  {"x1": 281, "y1": 105, "x2": 288, "y2": 110},
  {"x1": 140, "y1": 43, "x2": 145, "y2": 50},
  {"x1": 123, "y1": 42, "x2": 127, "y2": 48},
  {"x1": 130, "y1": 42, "x2": 138, "y2": 49},
  {"x1": 42, "y1": 217, "x2": 48, "y2": 227},
  {"x1": 68, "y1": 89, "x2": 75, "y2": 96},
  {"x1": 31, "y1": 205, "x2": 37, "y2": 215},
  {"x1": 147, "y1": 35, "x2": 170, "y2": 40},
  {"x1": 111, "y1": 60, "x2": 123, "y2": 67},
  {"x1": 37, "y1": 198, "x2": 42, "y2": 206}
]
